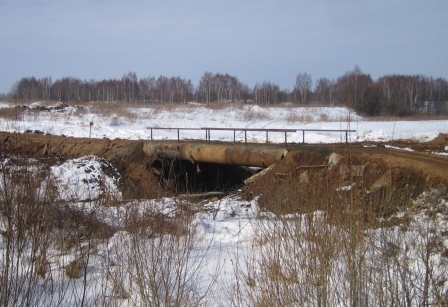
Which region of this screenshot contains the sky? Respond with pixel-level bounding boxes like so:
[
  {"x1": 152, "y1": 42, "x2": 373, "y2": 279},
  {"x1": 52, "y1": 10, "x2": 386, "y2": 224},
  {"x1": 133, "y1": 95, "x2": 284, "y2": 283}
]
[{"x1": 0, "y1": 0, "x2": 447, "y2": 94}]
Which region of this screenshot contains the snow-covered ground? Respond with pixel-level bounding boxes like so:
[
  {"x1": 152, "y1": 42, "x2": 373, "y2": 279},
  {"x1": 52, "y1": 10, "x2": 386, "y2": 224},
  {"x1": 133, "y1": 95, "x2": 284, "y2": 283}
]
[
  {"x1": 1, "y1": 101, "x2": 447, "y2": 144},
  {"x1": 0, "y1": 101, "x2": 447, "y2": 306}
]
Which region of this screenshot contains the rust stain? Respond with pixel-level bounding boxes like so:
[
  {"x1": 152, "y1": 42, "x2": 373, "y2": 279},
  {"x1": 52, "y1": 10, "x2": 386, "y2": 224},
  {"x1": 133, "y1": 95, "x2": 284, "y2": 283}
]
[{"x1": 143, "y1": 142, "x2": 289, "y2": 168}]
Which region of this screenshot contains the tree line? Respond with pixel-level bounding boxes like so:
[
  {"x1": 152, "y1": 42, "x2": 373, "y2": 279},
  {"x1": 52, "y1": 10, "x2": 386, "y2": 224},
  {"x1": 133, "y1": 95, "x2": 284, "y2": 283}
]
[{"x1": 8, "y1": 66, "x2": 448, "y2": 116}]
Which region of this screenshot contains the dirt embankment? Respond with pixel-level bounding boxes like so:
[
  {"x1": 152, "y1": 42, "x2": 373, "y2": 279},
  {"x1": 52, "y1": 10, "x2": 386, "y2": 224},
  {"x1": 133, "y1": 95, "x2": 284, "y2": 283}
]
[
  {"x1": 0, "y1": 132, "x2": 162, "y2": 199},
  {"x1": 1, "y1": 131, "x2": 448, "y2": 212},
  {"x1": 243, "y1": 136, "x2": 448, "y2": 215}
]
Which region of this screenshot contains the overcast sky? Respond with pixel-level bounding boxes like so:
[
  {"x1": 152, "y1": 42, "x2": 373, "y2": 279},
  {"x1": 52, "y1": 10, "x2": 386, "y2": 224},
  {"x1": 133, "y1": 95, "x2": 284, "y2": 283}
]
[{"x1": 1, "y1": 0, "x2": 447, "y2": 94}]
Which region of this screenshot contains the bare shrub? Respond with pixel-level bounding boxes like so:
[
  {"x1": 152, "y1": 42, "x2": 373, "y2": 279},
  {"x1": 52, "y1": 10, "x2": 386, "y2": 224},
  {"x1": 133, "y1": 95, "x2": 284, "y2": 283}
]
[
  {"x1": 362, "y1": 187, "x2": 448, "y2": 306},
  {"x1": 0, "y1": 154, "x2": 118, "y2": 306},
  {"x1": 0, "y1": 157, "x2": 60, "y2": 306},
  {"x1": 105, "y1": 200, "x2": 216, "y2": 306},
  {"x1": 242, "y1": 109, "x2": 271, "y2": 122},
  {"x1": 237, "y1": 208, "x2": 343, "y2": 306},
  {"x1": 239, "y1": 179, "x2": 448, "y2": 306}
]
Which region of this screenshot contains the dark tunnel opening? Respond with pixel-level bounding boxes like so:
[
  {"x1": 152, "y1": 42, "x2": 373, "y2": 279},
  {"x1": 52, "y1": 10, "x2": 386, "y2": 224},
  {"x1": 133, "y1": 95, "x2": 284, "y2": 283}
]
[{"x1": 151, "y1": 158, "x2": 257, "y2": 194}]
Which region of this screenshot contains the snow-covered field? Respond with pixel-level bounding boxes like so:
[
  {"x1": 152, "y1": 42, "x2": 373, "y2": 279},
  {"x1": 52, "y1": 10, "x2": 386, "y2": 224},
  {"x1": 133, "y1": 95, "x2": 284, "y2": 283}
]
[
  {"x1": 1, "y1": 101, "x2": 447, "y2": 143},
  {"x1": 0, "y1": 101, "x2": 447, "y2": 306}
]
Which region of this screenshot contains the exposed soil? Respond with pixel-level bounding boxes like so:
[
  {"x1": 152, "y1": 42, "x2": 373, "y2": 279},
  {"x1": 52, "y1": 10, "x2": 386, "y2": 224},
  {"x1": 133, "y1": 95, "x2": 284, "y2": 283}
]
[
  {"x1": 244, "y1": 137, "x2": 448, "y2": 215},
  {"x1": 0, "y1": 132, "x2": 162, "y2": 199},
  {"x1": 1, "y1": 131, "x2": 448, "y2": 214}
]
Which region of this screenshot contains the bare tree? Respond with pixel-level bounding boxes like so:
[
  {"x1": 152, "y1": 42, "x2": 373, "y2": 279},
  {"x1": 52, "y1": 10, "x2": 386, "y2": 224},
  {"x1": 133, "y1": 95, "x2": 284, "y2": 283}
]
[
  {"x1": 335, "y1": 66, "x2": 372, "y2": 113},
  {"x1": 295, "y1": 73, "x2": 313, "y2": 103},
  {"x1": 314, "y1": 77, "x2": 335, "y2": 105}
]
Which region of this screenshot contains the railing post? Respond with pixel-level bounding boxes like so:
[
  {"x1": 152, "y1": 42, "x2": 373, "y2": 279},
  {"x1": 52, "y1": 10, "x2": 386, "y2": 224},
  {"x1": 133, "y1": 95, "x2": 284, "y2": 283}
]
[
  {"x1": 285, "y1": 131, "x2": 287, "y2": 148},
  {"x1": 346, "y1": 130, "x2": 348, "y2": 143},
  {"x1": 266, "y1": 131, "x2": 268, "y2": 143},
  {"x1": 150, "y1": 128, "x2": 153, "y2": 141},
  {"x1": 245, "y1": 130, "x2": 247, "y2": 146},
  {"x1": 234, "y1": 130, "x2": 236, "y2": 143},
  {"x1": 302, "y1": 130, "x2": 305, "y2": 143},
  {"x1": 177, "y1": 129, "x2": 180, "y2": 141}
]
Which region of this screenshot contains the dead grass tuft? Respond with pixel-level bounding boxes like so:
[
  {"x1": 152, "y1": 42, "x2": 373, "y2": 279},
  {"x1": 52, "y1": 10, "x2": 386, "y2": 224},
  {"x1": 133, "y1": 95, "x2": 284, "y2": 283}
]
[
  {"x1": 65, "y1": 259, "x2": 84, "y2": 279},
  {"x1": 89, "y1": 101, "x2": 138, "y2": 120},
  {"x1": 285, "y1": 112, "x2": 313, "y2": 124},
  {"x1": 243, "y1": 109, "x2": 271, "y2": 122},
  {"x1": 0, "y1": 106, "x2": 25, "y2": 121}
]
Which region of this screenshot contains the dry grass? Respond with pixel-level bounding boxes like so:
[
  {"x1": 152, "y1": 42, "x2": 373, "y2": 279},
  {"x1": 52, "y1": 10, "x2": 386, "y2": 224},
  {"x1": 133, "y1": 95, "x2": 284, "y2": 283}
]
[
  {"x1": 0, "y1": 154, "x2": 217, "y2": 306},
  {"x1": 236, "y1": 182, "x2": 447, "y2": 306},
  {"x1": 88, "y1": 101, "x2": 138, "y2": 120},
  {"x1": 65, "y1": 259, "x2": 84, "y2": 279},
  {"x1": 239, "y1": 107, "x2": 270, "y2": 122},
  {"x1": 285, "y1": 112, "x2": 314, "y2": 124},
  {"x1": 201, "y1": 101, "x2": 244, "y2": 110},
  {"x1": 233, "y1": 144, "x2": 448, "y2": 306},
  {"x1": 0, "y1": 106, "x2": 24, "y2": 121},
  {"x1": 365, "y1": 114, "x2": 448, "y2": 121}
]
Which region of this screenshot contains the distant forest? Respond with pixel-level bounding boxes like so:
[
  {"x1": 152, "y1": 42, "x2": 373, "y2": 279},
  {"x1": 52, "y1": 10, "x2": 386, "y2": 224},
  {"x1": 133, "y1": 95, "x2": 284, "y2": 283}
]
[{"x1": 7, "y1": 66, "x2": 448, "y2": 116}]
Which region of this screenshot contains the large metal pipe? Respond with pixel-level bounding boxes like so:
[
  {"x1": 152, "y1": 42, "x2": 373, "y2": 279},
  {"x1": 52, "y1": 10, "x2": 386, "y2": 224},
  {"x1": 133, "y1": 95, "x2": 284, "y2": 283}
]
[{"x1": 143, "y1": 142, "x2": 289, "y2": 168}]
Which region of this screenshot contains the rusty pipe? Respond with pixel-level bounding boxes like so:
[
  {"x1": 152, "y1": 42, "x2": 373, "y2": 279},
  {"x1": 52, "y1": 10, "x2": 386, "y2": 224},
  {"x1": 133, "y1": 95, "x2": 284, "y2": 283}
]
[{"x1": 143, "y1": 142, "x2": 289, "y2": 168}]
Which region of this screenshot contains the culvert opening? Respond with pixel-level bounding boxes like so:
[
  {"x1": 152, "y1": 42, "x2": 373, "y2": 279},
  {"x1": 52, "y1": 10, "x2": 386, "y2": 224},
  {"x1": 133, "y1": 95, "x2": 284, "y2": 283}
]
[{"x1": 151, "y1": 158, "x2": 257, "y2": 195}]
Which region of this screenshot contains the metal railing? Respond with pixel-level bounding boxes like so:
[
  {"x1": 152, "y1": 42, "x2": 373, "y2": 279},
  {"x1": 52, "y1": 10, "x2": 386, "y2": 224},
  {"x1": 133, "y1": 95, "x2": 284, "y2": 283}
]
[
  {"x1": 146, "y1": 127, "x2": 356, "y2": 147},
  {"x1": 202, "y1": 127, "x2": 296, "y2": 146},
  {"x1": 147, "y1": 127, "x2": 204, "y2": 142}
]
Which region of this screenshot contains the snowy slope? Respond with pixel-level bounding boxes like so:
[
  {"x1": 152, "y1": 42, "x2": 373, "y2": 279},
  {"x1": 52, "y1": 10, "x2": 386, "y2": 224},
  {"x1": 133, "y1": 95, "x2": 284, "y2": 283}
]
[{"x1": 0, "y1": 101, "x2": 447, "y2": 143}]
